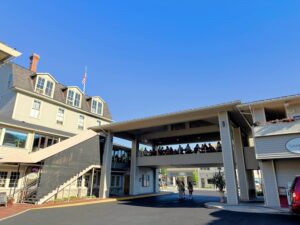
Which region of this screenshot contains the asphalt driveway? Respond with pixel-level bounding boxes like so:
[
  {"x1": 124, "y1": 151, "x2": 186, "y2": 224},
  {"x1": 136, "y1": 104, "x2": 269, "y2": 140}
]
[{"x1": 0, "y1": 192, "x2": 299, "y2": 225}]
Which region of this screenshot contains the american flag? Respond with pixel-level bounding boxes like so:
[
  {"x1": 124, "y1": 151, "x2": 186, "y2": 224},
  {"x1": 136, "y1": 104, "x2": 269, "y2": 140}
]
[
  {"x1": 82, "y1": 67, "x2": 87, "y2": 94},
  {"x1": 82, "y1": 70, "x2": 87, "y2": 85}
]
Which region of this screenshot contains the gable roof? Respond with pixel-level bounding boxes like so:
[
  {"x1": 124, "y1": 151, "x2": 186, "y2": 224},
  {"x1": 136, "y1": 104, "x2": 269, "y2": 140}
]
[{"x1": 10, "y1": 63, "x2": 112, "y2": 120}]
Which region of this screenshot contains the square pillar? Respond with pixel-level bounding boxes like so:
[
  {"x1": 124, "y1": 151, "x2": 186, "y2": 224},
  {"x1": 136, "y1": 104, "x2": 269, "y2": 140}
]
[
  {"x1": 218, "y1": 111, "x2": 239, "y2": 204},
  {"x1": 233, "y1": 127, "x2": 250, "y2": 201},
  {"x1": 259, "y1": 160, "x2": 280, "y2": 207},
  {"x1": 99, "y1": 132, "x2": 113, "y2": 198},
  {"x1": 130, "y1": 139, "x2": 139, "y2": 195},
  {"x1": 153, "y1": 168, "x2": 160, "y2": 193}
]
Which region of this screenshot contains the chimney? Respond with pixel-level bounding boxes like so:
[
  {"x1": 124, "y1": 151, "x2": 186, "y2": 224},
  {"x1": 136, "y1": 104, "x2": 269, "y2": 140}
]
[{"x1": 29, "y1": 53, "x2": 40, "y2": 72}]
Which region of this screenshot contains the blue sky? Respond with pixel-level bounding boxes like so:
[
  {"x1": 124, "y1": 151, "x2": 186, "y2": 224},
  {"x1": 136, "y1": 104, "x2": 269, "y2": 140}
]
[{"x1": 1, "y1": 1, "x2": 300, "y2": 121}]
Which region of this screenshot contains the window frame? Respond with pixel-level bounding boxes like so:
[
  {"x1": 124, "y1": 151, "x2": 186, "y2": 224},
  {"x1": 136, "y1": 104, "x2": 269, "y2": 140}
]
[
  {"x1": 111, "y1": 175, "x2": 122, "y2": 188},
  {"x1": 2, "y1": 129, "x2": 28, "y2": 149},
  {"x1": 56, "y1": 108, "x2": 65, "y2": 125},
  {"x1": 30, "y1": 99, "x2": 42, "y2": 119},
  {"x1": 142, "y1": 174, "x2": 150, "y2": 187},
  {"x1": 0, "y1": 171, "x2": 8, "y2": 188},
  {"x1": 9, "y1": 172, "x2": 20, "y2": 188},
  {"x1": 66, "y1": 89, "x2": 82, "y2": 108},
  {"x1": 35, "y1": 77, "x2": 45, "y2": 94},
  {"x1": 78, "y1": 115, "x2": 85, "y2": 130},
  {"x1": 45, "y1": 80, "x2": 54, "y2": 97},
  {"x1": 91, "y1": 98, "x2": 103, "y2": 116}
]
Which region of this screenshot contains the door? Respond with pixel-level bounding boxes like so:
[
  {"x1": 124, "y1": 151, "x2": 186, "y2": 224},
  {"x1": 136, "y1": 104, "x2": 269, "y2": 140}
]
[{"x1": 124, "y1": 175, "x2": 130, "y2": 195}]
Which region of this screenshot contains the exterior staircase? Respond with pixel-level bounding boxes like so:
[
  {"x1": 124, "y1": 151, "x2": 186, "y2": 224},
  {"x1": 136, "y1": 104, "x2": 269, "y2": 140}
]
[{"x1": 37, "y1": 164, "x2": 100, "y2": 204}]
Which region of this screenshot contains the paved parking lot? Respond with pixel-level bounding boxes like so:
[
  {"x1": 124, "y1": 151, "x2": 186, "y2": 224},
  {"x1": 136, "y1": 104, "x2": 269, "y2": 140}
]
[{"x1": 0, "y1": 192, "x2": 299, "y2": 225}]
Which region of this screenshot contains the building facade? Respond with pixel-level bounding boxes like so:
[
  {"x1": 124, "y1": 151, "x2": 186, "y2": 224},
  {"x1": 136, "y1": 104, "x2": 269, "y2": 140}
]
[
  {"x1": 0, "y1": 42, "x2": 130, "y2": 204},
  {"x1": 1, "y1": 41, "x2": 300, "y2": 209}
]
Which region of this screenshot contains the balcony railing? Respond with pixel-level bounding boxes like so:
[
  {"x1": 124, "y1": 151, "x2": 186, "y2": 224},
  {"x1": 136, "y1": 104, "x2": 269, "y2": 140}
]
[{"x1": 253, "y1": 119, "x2": 300, "y2": 137}]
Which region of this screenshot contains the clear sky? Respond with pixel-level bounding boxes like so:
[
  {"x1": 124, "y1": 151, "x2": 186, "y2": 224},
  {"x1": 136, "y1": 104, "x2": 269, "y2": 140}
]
[{"x1": 1, "y1": 1, "x2": 300, "y2": 122}]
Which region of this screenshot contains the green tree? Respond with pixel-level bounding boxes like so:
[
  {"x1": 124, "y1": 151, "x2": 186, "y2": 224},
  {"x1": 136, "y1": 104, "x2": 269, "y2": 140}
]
[
  {"x1": 160, "y1": 168, "x2": 167, "y2": 176},
  {"x1": 192, "y1": 170, "x2": 199, "y2": 186}
]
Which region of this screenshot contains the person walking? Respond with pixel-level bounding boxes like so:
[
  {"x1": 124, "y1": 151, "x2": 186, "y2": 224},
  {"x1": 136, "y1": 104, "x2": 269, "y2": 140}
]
[
  {"x1": 176, "y1": 178, "x2": 182, "y2": 199},
  {"x1": 187, "y1": 180, "x2": 194, "y2": 200},
  {"x1": 181, "y1": 180, "x2": 186, "y2": 199}
]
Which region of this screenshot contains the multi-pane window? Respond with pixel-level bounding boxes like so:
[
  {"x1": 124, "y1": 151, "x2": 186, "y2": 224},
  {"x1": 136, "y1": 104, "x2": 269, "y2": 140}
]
[
  {"x1": 9, "y1": 172, "x2": 20, "y2": 188},
  {"x1": 78, "y1": 115, "x2": 85, "y2": 130},
  {"x1": 3, "y1": 129, "x2": 27, "y2": 148},
  {"x1": 91, "y1": 100, "x2": 97, "y2": 114},
  {"x1": 0, "y1": 172, "x2": 8, "y2": 187},
  {"x1": 111, "y1": 175, "x2": 122, "y2": 188},
  {"x1": 32, "y1": 134, "x2": 59, "y2": 151},
  {"x1": 31, "y1": 100, "x2": 41, "y2": 118},
  {"x1": 74, "y1": 93, "x2": 81, "y2": 108},
  {"x1": 67, "y1": 90, "x2": 81, "y2": 108},
  {"x1": 77, "y1": 176, "x2": 82, "y2": 187},
  {"x1": 35, "y1": 76, "x2": 55, "y2": 97},
  {"x1": 142, "y1": 174, "x2": 150, "y2": 187},
  {"x1": 36, "y1": 77, "x2": 45, "y2": 94},
  {"x1": 91, "y1": 99, "x2": 103, "y2": 115},
  {"x1": 84, "y1": 175, "x2": 90, "y2": 188},
  {"x1": 67, "y1": 90, "x2": 74, "y2": 105},
  {"x1": 45, "y1": 81, "x2": 54, "y2": 97},
  {"x1": 97, "y1": 102, "x2": 102, "y2": 115},
  {"x1": 56, "y1": 108, "x2": 65, "y2": 125}
]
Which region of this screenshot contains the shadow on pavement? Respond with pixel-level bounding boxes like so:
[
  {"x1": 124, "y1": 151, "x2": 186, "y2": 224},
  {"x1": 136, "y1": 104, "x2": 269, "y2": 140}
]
[
  {"x1": 206, "y1": 210, "x2": 300, "y2": 225},
  {"x1": 118, "y1": 193, "x2": 220, "y2": 208}
]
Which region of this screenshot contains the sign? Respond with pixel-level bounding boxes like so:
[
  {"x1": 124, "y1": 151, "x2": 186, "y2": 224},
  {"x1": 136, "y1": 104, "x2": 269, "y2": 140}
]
[
  {"x1": 0, "y1": 192, "x2": 7, "y2": 206},
  {"x1": 286, "y1": 138, "x2": 300, "y2": 154}
]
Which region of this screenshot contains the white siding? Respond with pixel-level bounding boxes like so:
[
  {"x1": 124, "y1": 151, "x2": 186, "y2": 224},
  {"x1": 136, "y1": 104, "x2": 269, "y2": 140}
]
[
  {"x1": 274, "y1": 158, "x2": 300, "y2": 188},
  {"x1": 255, "y1": 133, "x2": 300, "y2": 158},
  {"x1": 13, "y1": 93, "x2": 108, "y2": 134}
]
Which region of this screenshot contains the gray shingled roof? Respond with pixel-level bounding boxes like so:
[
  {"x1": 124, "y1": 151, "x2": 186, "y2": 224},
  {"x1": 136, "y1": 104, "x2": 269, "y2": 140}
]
[{"x1": 10, "y1": 63, "x2": 112, "y2": 120}]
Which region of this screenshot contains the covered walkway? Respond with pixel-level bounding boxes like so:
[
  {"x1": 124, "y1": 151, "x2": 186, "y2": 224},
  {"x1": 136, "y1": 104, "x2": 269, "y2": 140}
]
[{"x1": 93, "y1": 101, "x2": 259, "y2": 205}]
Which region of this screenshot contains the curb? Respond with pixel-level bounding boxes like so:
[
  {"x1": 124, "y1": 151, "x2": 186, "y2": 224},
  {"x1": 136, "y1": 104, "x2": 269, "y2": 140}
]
[
  {"x1": 35, "y1": 192, "x2": 171, "y2": 210},
  {"x1": 204, "y1": 203, "x2": 291, "y2": 215}
]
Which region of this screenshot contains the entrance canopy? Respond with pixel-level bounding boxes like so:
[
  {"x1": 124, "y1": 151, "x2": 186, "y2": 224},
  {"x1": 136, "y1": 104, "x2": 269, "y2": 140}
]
[
  {"x1": 0, "y1": 42, "x2": 21, "y2": 63},
  {"x1": 92, "y1": 101, "x2": 250, "y2": 146}
]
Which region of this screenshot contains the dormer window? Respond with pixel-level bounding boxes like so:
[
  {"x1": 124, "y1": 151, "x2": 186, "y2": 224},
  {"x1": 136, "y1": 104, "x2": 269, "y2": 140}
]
[
  {"x1": 91, "y1": 99, "x2": 103, "y2": 115},
  {"x1": 74, "y1": 93, "x2": 81, "y2": 108},
  {"x1": 36, "y1": 77, "x2": 45, "y2": 94},
  {"x1": 45, "y1": 81, "x2": 54, "y2": 97},
  {"x1": 35, "y1": 75, "x2": 55, "y2": 98},
  {"x1": 66, "y1": 89, "x2": 81, "y2": 108}
]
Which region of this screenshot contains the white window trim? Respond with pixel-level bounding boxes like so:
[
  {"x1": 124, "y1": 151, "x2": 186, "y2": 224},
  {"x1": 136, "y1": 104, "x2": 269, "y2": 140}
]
[
  {"x1": 91, "y1": 98, "x2": 104, "y2": 116},
  {"x1": 1, "y1": 128, "x2": 28, "y2": 149},
  {"x1": 66, "y1": 89, "x2": 82, "y2": 108},
  {"x1": 34, "y1": 75, "x2": 55, "y2": 98},
  {"x1": 78, "y1": 115, "x2": 85, "y2": 130},
  {"x1": 56, "y1": 108, "x2": 65, "y2": 125},
  {"x1": 30, "y1": 99, "x2": 42, "y2": 119}
]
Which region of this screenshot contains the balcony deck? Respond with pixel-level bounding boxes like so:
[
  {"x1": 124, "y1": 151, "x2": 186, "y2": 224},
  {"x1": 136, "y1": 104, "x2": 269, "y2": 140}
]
[
  {"x1": 137, "y1": 152, "x2": 223, "y2": 168},
  {"x1": 254, "y1": 120, "x2": 300, "y2": 137}
]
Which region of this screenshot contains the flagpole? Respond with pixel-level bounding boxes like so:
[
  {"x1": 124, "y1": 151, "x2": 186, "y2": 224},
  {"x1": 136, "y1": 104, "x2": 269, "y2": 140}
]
[{"x1": 83, "y1": 66, "x2": 87, "y2": 94}]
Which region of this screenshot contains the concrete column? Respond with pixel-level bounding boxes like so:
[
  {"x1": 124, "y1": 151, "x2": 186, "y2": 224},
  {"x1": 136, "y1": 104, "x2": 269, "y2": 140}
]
[
  {"x1": 259, "y1": 160, "x2": 280, "y2": 207},
  {"x1": 233, "y1": 127, "x2": 250, "y2": 201},
  {"x1": 247, "y1": 170, "x2": 256, "y2": 198},
  {"x1": 130, "y1": 139, "x2": 139, "y2": 195},
  {"x1": 218, "y1": 111, "x2": 239, "y2": 204},
  {"x1": 99, "y1": 132, "x2": 113, "y2": 198},
  {"x1": 153, "y1": 168, "x2": 160, "y2": 193}
]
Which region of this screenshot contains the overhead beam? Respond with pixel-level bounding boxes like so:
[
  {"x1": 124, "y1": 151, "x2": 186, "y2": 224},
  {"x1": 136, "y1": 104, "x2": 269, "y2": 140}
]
[{"x1": 139, "y1": 125, "x2": 219, "y2": 141}]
